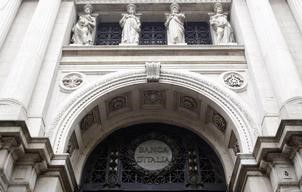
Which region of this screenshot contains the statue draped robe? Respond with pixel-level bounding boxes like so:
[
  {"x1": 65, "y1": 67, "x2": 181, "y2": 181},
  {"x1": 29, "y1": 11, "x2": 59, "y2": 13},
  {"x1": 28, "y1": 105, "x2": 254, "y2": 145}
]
[
  {"x1": 120, "y1": 14, "x2": 141, "y2": 44},
  {"x1": 165, "y1": 13, "x2": 185, "y2": 44}
]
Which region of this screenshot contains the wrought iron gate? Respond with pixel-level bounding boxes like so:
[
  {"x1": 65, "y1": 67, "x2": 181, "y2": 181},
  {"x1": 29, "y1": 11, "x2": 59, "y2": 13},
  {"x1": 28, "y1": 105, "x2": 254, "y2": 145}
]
[{"x1": 80, "y1": 123, "x2": 226, "y2": 191}]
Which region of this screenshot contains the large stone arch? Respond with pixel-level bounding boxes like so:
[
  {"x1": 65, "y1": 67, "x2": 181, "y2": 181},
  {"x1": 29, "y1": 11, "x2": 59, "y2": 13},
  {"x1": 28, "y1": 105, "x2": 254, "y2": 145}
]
[{"x1": 48, "y1": 69, "x2": 259, "y2": 156}]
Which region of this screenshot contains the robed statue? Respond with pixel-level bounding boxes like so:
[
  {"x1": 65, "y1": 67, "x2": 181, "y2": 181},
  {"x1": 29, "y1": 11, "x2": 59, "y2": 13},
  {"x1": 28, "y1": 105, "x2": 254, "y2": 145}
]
[
  {"x1": 165, "y1": 3, "x2": 186, "y2": 45},
  {"x1": 209, "y1": 3, "x2": 236, "y2": 45},
  {"x1": 71, "y1": 4, "x2": 96, "y2": 45},
  {"x1": 120, "y1": 4, "x2": 141, "y2": 45}
]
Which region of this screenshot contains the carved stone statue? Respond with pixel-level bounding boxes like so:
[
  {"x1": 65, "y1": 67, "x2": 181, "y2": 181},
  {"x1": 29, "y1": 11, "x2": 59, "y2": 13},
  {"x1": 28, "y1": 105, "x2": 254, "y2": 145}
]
[
  {"x1": 165, "y1": 3, "x2": 186, "y2": 45},
  {"x1": 209, "y1": 3, "x2": 236, "y2": 45},
  {"x1": 71, "y1": 4, "x2": 96, "y2": 46},
  {"x1": 120, "y1": 4, "x2": 141, "y2": 45}
]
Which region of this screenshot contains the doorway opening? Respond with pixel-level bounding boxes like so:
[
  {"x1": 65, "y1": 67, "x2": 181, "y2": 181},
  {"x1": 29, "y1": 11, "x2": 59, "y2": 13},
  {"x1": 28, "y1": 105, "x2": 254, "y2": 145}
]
[{"x1": 80, "y1": 123, "x2": 227, "y2": 191}]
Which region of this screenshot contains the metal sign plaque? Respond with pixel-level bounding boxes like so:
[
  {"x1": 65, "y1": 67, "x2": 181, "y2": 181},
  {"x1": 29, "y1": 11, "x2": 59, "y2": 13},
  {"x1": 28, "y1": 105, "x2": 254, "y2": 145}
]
[{"x1": 134, "y1": 140, "x2": 172, "y2": 171}]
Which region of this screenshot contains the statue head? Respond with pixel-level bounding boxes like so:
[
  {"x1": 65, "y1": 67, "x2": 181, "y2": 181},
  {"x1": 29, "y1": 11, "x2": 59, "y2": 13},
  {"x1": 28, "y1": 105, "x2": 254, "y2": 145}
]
[
  {"x1": 213, "y1": 3, "x2": 223, "y2": 14},
  {"x1": 127, "y1": 4, "x2": 136, "y2": 14},
  {"x1": 84, "y1": 4, "x2": 93, "y2": 14},
  {"x1": 170, "y1": 3, "x2": 180, "y2": 14}
]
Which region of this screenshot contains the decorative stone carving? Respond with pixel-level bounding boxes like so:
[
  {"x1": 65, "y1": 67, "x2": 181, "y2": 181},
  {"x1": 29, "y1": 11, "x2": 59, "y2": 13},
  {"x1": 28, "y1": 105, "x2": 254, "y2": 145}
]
[
  {"x1": 60, "y1": 72, "x2": 85, "y2": 92},
  {"x1": 221, "y1": 71, "x2": 247, "y2": 92},
  {"x1": 206, "y1": 107, "x2": 227, "y2": 133},
  {"x1": 108, "y1": 96, "x2": 128, "y2": 112},
  {"x1": 212, "y1": 112, "x2": 227, "y2": 132},
  {"x1": 142, "y1": 90, "x2": 165, "y2": 106},
  {"x1": 106, "y1": 93, "x2": 131, "y2": 117},
  {"x1": 71, "y1": 4, "x2": 96, "y2": 45},
  {"x1": 165, "y1": 3, "x2": 186, "y2": 45},
  {"x1": 229, "y1": 131, "x2": 240, "y2": 155},
  {"x1": 175, "y1": 93, "x2": 200, "y2": 116},
  {"x1": 180, "y1": 96, "x2": 198, "y2": 111},
  {"x1": 120, "y1": 4, "x2": 141, "y2": 45},
  {"x1": 80, "y1": 106, "x2": 101, "y2": 132},
  {"x1": 209, "y1": 3, "x2": 236, "y2": 45},
  {"x1": 145, "y1": 62, "x2": 161, "y2": 82},
  {"x1": 66, "y1": 132, "x2": 78, "y2": 156}
]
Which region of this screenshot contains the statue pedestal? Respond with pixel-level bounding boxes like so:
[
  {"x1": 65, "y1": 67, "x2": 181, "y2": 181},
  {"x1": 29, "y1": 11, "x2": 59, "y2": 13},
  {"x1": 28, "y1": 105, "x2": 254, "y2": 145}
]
[
  {"x1": 167, "y1": 43, "x2": 187, "y2": 45},
  {"x1": 119, "y1": 43, "x2": 139, "y2": 46}
]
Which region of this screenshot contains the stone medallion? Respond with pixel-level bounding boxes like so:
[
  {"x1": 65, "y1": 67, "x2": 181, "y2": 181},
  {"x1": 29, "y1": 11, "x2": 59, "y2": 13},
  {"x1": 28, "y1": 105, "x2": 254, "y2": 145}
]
[
  {"x1": 60, "y1": 72, "x2": 85, "y2": 92},
  {"x1": 125, "y1": 133, "x2": 179, "y2": 175},
  {"x1": 134, "y1": 140, "x2": 172, "y2": 171},
  {"x1": 220, "y1": 71, "x2": 247, "y2": 92}
]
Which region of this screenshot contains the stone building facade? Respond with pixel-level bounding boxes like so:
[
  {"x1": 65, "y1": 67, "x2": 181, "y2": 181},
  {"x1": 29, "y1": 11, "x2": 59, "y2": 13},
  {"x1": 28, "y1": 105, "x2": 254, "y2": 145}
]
[{"x1": 0, "y1": 0, "x2": 302, "y2": 191}]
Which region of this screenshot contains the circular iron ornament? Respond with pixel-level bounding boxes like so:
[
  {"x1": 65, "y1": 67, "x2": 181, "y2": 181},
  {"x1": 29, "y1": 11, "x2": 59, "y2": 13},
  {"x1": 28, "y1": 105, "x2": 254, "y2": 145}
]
[{"x1": 125, "y1": 132, "x2": 180, "y2": 176}]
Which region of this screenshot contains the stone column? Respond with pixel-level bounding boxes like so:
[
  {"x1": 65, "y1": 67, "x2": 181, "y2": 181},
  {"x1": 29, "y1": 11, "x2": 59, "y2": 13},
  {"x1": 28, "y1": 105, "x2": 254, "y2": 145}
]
[
  {"x1": 245, "y1": 0, "x2": 302, "y2": 106},
  {"x1": 231, "y1": 0, "x2": 280, "y2": 135},
  {"x1": 0, "y1": 0, "x2": 62, "y2": 119},
  {"x1": 287, "y1": 0, "x2": 302, "y2": 34},
  {"x1": 0, "y1": 0, "x2": 22, "y2": 49}
]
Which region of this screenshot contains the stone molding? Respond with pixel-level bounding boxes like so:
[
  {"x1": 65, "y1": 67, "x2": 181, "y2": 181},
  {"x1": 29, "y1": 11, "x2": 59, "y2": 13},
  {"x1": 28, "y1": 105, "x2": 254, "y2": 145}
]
[
  {"x1": 75, "y1": 0, "x2": 231, "y2": 4},
  {"x1": 47, "y1": 69, "x2": 258, "y2": 154},
  {"x1": 229, "y1": 120, "x2": 302, "y2": 192},
  {"x1": 0, "y1": 121, "x2": 77, "y2": 192}
]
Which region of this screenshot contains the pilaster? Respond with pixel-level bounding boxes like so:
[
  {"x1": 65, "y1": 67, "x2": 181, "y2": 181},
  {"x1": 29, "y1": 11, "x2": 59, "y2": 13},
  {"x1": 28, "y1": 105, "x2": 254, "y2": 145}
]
[
  {"x1": 0, "y1": 0, "x2": 22, "y2": 49},
  {"x1": 0, "y1": 0, "x2": 62, "y2": 120},
  {"x1": 245, "y1": 0, "x2": 302, "y2": 110},
  {"x1": 231, "y1": 0, "x2": 280, "y2": 136},
  {"x1": 287, "y1": 0, "x2": 302, "y2": 34}
]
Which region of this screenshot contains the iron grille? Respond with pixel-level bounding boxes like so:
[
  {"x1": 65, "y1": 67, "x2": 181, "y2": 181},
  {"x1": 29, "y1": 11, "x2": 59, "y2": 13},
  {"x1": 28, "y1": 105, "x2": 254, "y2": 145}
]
[
  {"x1": 81, "y1": 124, "x2": 226, "y2": 191},
  {"x1": 95, "y1": 23, "x2": 122, "y2": 45},
  {"x1": 139, "y1": 22, "x2": 167, "y2": 45},
  {"x1": 185, "y1": 22, "x2": 211, "y2": 45}
]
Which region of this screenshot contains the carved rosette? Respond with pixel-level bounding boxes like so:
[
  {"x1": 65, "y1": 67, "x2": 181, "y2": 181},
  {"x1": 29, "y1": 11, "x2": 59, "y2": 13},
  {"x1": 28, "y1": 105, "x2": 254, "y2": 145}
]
[
  {"x1": 60, "y1": 72, "x2": 85, "y2": 92},
  {"x1": 80, "y1": 106, "x2": 101, "y2": 133},
  {"x1": 212, "y1": 112, "x2": 227, "y2": 132},
  {"x1": 221, "y1": 71, "x2": 247, "y2": 92},
  {"x1": 106, "y1": 93, "x2": 131, "y2": 118}
]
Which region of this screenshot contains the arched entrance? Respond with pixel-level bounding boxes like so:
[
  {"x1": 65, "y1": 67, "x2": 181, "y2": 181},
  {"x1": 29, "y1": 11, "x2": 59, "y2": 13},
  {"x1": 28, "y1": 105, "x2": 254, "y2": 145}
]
[{"x1": 80, "y1": 123, "x2": 227, "y2": 192}]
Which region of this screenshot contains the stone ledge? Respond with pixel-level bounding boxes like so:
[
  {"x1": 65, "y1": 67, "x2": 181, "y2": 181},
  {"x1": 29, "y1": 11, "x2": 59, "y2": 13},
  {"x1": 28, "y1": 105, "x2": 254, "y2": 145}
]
[
  {"x1": 0, "y1": 121, "x2": 77, "y2": 192},
  {"x1": 61, "y1": 45, "x2": 246, "y2": 65},
  {"x1": 229, "y1": 120, "x2": 302, "y2": 192}
]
